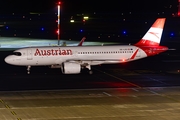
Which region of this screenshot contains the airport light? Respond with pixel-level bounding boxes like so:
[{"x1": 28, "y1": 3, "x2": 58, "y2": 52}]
[
  {"x1": 70, "y1": 20, "x2": 74, "y2": 23},
  {"x1": 82, "y1": 16, "x2": 88, "y2": 24},
  {"x1": 83, "y1": 16, "x2": 89, "y2": 20},
  {"x1": 122, "y1": 30, "x2": 127, "y2": 35},
  {"x1": 41, "y1": 27, "x2": 44, "y2": 31},
  {"x1": 57, "y1": 1, "x2": 61, "y2": 45},
  {"x1": 170, "y1": 32, "x2": 175, "y2": 37},
  {"x1": 178, "y1": 0, "x2": 180, "y2": 16},
  {"x1": 80, "y1": 29, "x2": 83, "y2": 32}
]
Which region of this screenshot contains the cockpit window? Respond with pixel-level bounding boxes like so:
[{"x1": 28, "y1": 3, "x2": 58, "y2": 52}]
[{"x1": 13, "y1": 52, "x2": 22, "y2": 56}]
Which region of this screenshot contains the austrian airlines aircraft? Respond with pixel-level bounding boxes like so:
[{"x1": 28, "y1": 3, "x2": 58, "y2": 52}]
[{"x1": 5, "y1": 18, "x2": 168, "y2": 74}]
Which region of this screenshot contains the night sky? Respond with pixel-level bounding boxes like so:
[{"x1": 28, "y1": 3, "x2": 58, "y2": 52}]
[
  {"x1": 0, "y1": 0, "x2": 179, "y2": 42},
  {"x1": 0, "y1": 0, "x2": 177, "y2": 13}
]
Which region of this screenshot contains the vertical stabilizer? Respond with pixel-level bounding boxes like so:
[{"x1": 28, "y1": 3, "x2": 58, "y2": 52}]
[{"x1": 135, "y1": 18, "x2": 166, "y2": 46}]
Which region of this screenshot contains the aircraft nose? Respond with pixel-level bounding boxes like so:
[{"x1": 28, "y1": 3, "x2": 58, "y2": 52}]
[{"x1": 4, "y1": 55, "x2": 13, "y2": 64}]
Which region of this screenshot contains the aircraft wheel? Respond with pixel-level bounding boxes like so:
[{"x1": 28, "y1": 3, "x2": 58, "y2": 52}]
[{"x1": 89, "y1": 70, "x2": 93, "y2": 74}]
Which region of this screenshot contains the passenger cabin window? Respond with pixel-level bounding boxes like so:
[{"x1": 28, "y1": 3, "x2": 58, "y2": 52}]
[{"x1": 13, "y1": 52, "x2": 22, "y2": 56}]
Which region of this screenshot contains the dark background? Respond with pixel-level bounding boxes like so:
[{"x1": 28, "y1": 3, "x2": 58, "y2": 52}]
[{"x1": 0, "y1": 0, "x2": 179, "y2": 44}]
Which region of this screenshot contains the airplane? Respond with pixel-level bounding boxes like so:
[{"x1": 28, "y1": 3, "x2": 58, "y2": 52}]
[{"x1": 4, "y1": 18, "x2": 168, "y2": 74}]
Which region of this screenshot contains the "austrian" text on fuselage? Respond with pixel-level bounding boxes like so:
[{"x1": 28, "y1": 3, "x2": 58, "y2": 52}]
[{"x1": 34, "y1": 48, "x2": 72, "y2": 56}]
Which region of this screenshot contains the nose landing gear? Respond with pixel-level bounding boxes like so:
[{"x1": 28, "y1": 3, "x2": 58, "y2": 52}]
[{"x1": 27, "y1": 65, "x2": 31, "y2": 74}]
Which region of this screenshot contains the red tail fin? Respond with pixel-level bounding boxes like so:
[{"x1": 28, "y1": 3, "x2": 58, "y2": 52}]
[{"x1": 135, "y1": 18, "x2": 166, "y2": 46}]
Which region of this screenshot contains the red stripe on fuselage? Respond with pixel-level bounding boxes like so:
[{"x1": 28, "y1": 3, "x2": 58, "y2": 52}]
[{"x1": 130, "y1": 49, "x2": 139, "y2": 59}]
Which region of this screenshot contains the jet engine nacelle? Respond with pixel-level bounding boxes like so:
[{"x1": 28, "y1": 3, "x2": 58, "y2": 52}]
[{"x1": 61, "y1": 62, "x2": 81, "y2": 74}]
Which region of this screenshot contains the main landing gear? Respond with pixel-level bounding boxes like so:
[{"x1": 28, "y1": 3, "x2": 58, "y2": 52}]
[
  {"x1": 84, "y1": 64, "x2": 93, "y2": 74},
  {"x1": 89, "y1": 70, "x2": 93, "y2": 75},
  {"x1": 27, "y1": 65, "x2": 31, "y2": 74}
]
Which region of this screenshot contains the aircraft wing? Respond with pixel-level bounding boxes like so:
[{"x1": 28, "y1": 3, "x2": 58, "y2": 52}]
[{"x1": 63, "y1": 59, "x2": 127, "y2": 66}]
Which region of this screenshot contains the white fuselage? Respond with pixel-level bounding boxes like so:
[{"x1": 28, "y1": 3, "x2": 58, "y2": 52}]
[{"x1": 5, "y1": 45, "x2": 147, "y2": 66}]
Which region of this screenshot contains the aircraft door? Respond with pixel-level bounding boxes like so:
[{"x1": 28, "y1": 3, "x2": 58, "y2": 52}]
[
  {"x1": 27, "y1": 48, "x2": 33, "y2": 60},
  {"x1": 73, "y1": 51, "x2": 78, "y2": 57}
]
